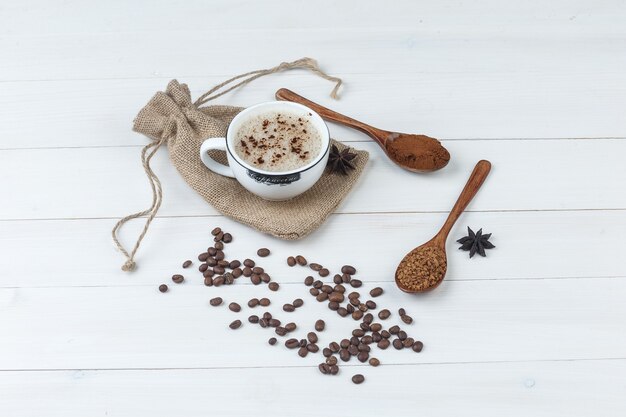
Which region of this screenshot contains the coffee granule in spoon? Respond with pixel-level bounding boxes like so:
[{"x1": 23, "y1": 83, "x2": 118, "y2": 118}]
[
  {"x1": 385, "y1": 135, "x2": 450, "y2": 172},
  {"x1": 396, "y1": 246, "x2": 446, "y2": 291}
]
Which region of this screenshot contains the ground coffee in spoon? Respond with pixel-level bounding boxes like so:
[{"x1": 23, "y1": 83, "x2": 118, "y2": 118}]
[{"x1": 386, "y1": 134, "x2": 450, "y2": 171}]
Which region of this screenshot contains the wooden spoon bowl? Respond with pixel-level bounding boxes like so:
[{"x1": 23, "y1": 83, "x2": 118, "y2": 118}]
[
  {"x1": 395, "y1": 160, "x2": 492, "y2": 293},
  {"x1": 275, "y1": 88, "x2": 450, "y2": 173}
]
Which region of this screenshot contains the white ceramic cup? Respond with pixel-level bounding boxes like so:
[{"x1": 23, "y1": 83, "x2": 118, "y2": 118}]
[{"x1": 199, "y1": 101, "x2": 330, "y2": 201}]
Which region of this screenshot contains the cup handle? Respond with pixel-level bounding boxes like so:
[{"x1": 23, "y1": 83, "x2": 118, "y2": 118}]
[{"x1": 199, "y1": 137, "x2": 236, "y2": 178}]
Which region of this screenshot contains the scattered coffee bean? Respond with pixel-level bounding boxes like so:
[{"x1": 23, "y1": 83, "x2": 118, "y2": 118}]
[
  {"x1": 340, "y1": 339, "x2": 350, "y2": 349},
  {"x1": 287, "y1": 256, "x2": 296, "y2": 266},
  {"x1": 377, "y1": 339, "x2": 390, "y2": 349},
  {"x1": 329, "y1": 292, "x2": 344, "y2": 303},
  {"x1": 352, "y1": 310, "x2": 364, "y2": 320},
  {"x1": 300, "y1": 339, "x2": 307, "y2": 347},
  {"x1": 158, "y1": 284, "x2": 168, "y2": 293},
  {"x1": 269, "y1": 318, "x2": 281, "y2": 327},
  {"x1": 329, "y1": 342, "x2": 340, "y2": 352},
  {"x1": 207, "y1": 258, "x2": 217, "y2": 267},
  {"x1": 268, "y1": 282, "x2": 280, "y2": 291},
  {"x1": 403, "y1": 338, "x2": 414, "y2": 348},
  {"x1": 346, "y1": 304, "x2": 355, "y2": 313},
  {"x1": 401, "y1": 315, "x2": 414, "y2": 324},
  {"x1": 352, "y1": 374, "x2": 365, "y2": 384},
  {"x1": 229, "y1": 260, "x2": 241, "y2": 269},
  {"x1": 263, "y1": 312, "x2": 272, "y2": 320},
  {"x1": 319, "y1": 363, "x2": 330, "y2": 375},
  {"x1": 209, "y1": 297, "x2": 223, "y2": 306},
  {"x1": 242, "y1": 267, "x2": 252, "y2": 277},
  {"x1": 321, "y1": 285, "x2": 333, "y2": 294},
  {"x1": 199, "y1": 263, "x2": 208, "y2": 272},
  {"x1": 228, "y1": 302, "x2": 241, "y2": 312},
  {"x1": 369, "y1": 287, "x2": 383, "y2": 297},
  {"x1": 259, "y1": 298, "x2": 271, "y2": 307},
  {"x1": 370, "y1": 323, "x2": 382, "y2": 332},
  {"x1": 293, "y1": 298, "x2": 304, "y2": 308},
  {"x1": 339, "y1": 349, "x2": 351, "y2": 362},
  {"x1": 275, "y1": 327, "x2": 287, "y2": 336},
  {"x1": 204, "y1": 277, "x2": 213, "y2": 286},
  {"x1": 232, "y1": 268, "x2": 242, "y2": 278},
  {"x1": 214, "y1": 231, "x2": 224, "y2": 242},
  {"x1": 307, "y1": 343, "x2": 319, "y2": 353},
  {"x1": 363, "y1": 313, "x2": 373, "y2": 324},
  {"x1": 309, "y1": 288, "x2": 320, "y2": 296},
  {"x1": 319, "y1": 268, "x2": 330, "y2": 277},
  {"x1": 229, "y1": 320, "x2": 242, "y2": 330},
  {"x1": 337, "y1": 307, "x2": 349, "y2": 317},
  {"x1": 326, "y1": 355, "x2": 338, "y2": 365},
  {"x1": 260, "y1": 272, "x2": 271, "y2": 283},
  {"x1": 298, "y1": 347, "x2": 308, "y2": 357},
  {"x1": 313, "y1": 280, "x2": 323, "y2": 289},
  {"x1": 171, "y1": 274, "x2": 184, "y2": 284},
  {"x1": 207, "y1": 247, "x2": 217, "y2": 256},
  {"x1": 217, "y1": 260, "x2": 229, "y2": 267},
  {"x1": 248, "y1": 298, "x2": 259, "y2": 308},
  {"x1": 393, "y1": 339, "x2": 403, "y2": 350},
  {"x1": 252, "y1": 266, "x2": 264, "y2": 275},
  {"x1": 268, "y1": 337, "x2": 277, "y2": 345},
  {"x1": 296, "y1": 255, "x2": 307, "y2": 266},
  {"x1": 198, "y1": 252, "x2": 209, "y2": 262},
  {"x1": 243, "y1": 259, "x2": 255, "y2": 267},
  {"x1": 213, "y1": 265, "x2": 225, "y2": 275},
  {"x1": 389, "y1": 325, "x2": 400, "y2": 334},
  {"x1": 369, "y1": 358, "x2": 380, "y2": 367},
  {"x1": 333, "y1": 274, "x2": 342, "y2": 284},
  {"x1": 398, "y1": 308, "x2": 406, "y2": 316},
  {"x1": 316, "y1": 292, "x2": 328, "y2": 302},
  {"x1": 378, "y1": 309, "x2": 391, "y2": 320},
  {"x1": 257, "y1": 248, "x2": 270, "y2": 257},
  {"x1": 222, "y1": 233, "x2": 232, "y2": 243},
  {"x1": 381, "y1": 330, "x2": 391, "y2": 339},
  {"x1": 357, "y1": 351, "x2": 369, "y2": 362},
  {"x1": 334, "y1": 284, "x2": 346, "y2": 293},
  {"x1": 283, "y1": 304, "x2": 295, "y2": 312},
  {"x1": 304, "y1": 276, "x2": 314, "y2": 286},
  {"x1": 350, "y1": 279, "x2": 362, "y2": 288},
  {"x1": 307, "y1": 332, "x2": 318, "y2": 343},
  {"x1": 284, "y1": 322, "x2": 297, "y2": 332},
  {"x1": 211, "y1": 227, "x2": 222, "y2": 236},
  {"x1": 248, "y1": 315, "x2": 259, "y2": 323},
  {"x1": 323, "y1": 348, "x2": 332, "y2": 357},
  {"x1": 215, "y1": 251, "x2": 225, "y2": 261},
  {"x1": 352, "y1": 329, "x2": 365, "y2": 337},
  {"x1": 315, "y1": 320, "x2": 325, "y2": 331},
  {"x1": 285, "y1": 338, "x2": 299, "y2": 349},
  {"x1": 214, "y1": 241, "x2": 224, "y2": 250},
  {"x1": 341, "y1": 265, "x2": 357, "y2": 275},
  {"x1": 398, "y1": 330, "x2": 407, "y2": 341},
  {"x1": 328, "y1": 301, "x2": 340, "y2": 311},
  {"x1": 213, "y1": 276, "x2": 224, "y2": 286},
  {"x1": 365, "y1": 300, "x2": 377, "y2": 310},
  {"x1": 309, "y1": 263, "x2": 323, "y2": 271},
  {"x1": 182, "y1": 260, "x2": 192, "y2": 268},
  {"x1": 250, "y1": 274, "x2": 261, "y2": 285},
  {"x1": 412, "y1": 341, "x2": 424, "y2": 352}
]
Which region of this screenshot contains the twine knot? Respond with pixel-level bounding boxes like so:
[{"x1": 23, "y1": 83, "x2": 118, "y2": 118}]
[{"x1": 121, "y1": 259, "x2": 136, "y2": 272}]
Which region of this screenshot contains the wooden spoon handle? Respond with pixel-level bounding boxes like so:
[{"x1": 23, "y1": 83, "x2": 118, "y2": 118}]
[
  {"x1": 435, "y1": 160, "x2": 492, "y2": 244},
  {"x1": 275, "y1": 88, "x2": 386, "y2": 147}
]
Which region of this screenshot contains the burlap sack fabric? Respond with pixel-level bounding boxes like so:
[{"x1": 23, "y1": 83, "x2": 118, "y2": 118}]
[{"x1": 112, "y1": 59, "x2": 368, "y2": 271}]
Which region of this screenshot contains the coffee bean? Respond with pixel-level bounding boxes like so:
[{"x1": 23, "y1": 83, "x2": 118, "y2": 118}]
[
  {"x1": 228, "y1": 302, "x2": 241, "y2": 312},
  {"x1": 363, "y1": 313, "x2": 373, "y2": 324},
  {"x1": 358, "y1": 303, "x2": 368, "y2": 312},
  {"x1": 403, "y1": 338, "x2": 414, "y2": 348},
  {"x1": 259, "y1": 298, "x2": 270, "y2": 307},
  {"x1": 321, "y1": 285, "x2": 333, "y2": 294},
  {"x1": 350, "y1": 279, "x2": 362, "y2": 288},
  {"x1": 199, "y1": 263, "x2": 208, "y2": 272},
  {"x1": 318, "y1": 363, "x2": 329, "y2": 375},
  {"x1": 214, "y1": 241, "x2": 224, "y2": 250},
  {"x1": 213, "y1": 266, "x2": 225, "y2": 275},
  {"x1": 315, "y1": 319, "x2": 325, "y2": 331},
  {"x1": 262, "y1": 312, "x2": 272, "y2": 320},
  {"x1": 296, "y1": 255, "x2": 307, "y2": 266},
  {"x1": 309, "y1": 288, "x2": 320, "y2": 296},
  {"x1": 224, "y1": 273, "x2": 234, "y2": 285},
  {"x1": 377, "y1": 339, "x2": 390, "y2": 349},
  {"x1": 211, "y1": 227, "x2": 222, "y2": 236},
  {"x1": 346, "y1": 304, "x2": 355, "y2": 313},
  {"x1": 352, "y1": 310, "x2": 364, "y2": 320},
  {"x1": 352, "y1": 329, "x2": 365, "y2": 337},
  {"x1": 222, "y1": 233, "x2": 232, "y2": 243},
  {"x1": 259, "y1": 319, "x2": 268, "y2": 328},
  {"x1": 250, "y1": 274, "x2": 261, "y2": 285},
  {"x1": 207, "y1": 247, "x2": 217, "y2": 256},
  {"x1": 370, "y1": 323, "x2": 382, "y2": 332},
  {"x1": 350, "y1": 336, "x2": 359, "y2": 346},
  {"x1": 268, "y1": 282, "x2": 280, "y2": 291},
  {"x1": 328, "y1": 301, "x2": 340, "y2": 311},
  {"x1": 357, "y1": 351, "x2": 369, "y2": 362},
  {"x1": 313, "y1": 280, "x2": 323, "y2": 289},
  {"x1": 182, "y1": 260, "x2": 192, "y2": 268},
  {"x1": 171, "y1": 274, "x2": 184, "y2": 284},
  {"x1": 365, "y1": 300, "x2": 377, "y2": 310},
  {"x1": 341, "y1": 273, "x2": 350, "y2": 283},
  {"x1": 229, "y1": 320, "x2": 242, "y2": 330},
  {"x1": 269, "y1": 319, "x2": 281, "y2": 327},
  {"x1": 369, "y1": 358, "x2": 380, "y2": 367},
  {"x1": 329, "y1": 342, "x2": 340, "y2": 352},
  {"x1": 349, "y1": 298, "x2": 360, "y2": 307},
  {"x1": 333, "y1": 274, "x2": 342, "y2": 284},
  {"x1": 243, "y1": 259, "x2": 255, "y2": 267},
  {"x1": 326, "y1": 355, "x2": 338, "y2": 365},
  {"x1": 381, "y1": 330, "x2": 391, "y2": 339},
  {"x1": 358, "y1": 343, "x2": 370, "y2": 353},
  {"x1": 209, "y1": 297, "x2": 223, "y2": 306},
  {"x1": 203, "y1": 277, "x2": 213, "y2": 286},
  {"x1": 207, "y1": 258, "x2": 217, "y2": 267},
  {"x1": 213, "y1": 276, "x2": 224, "y2": 286},
  {"x1": 300, "y1": 339, "x2": 308, "y2": 348},
  {"x1": 372, "y1": 332, "x2": 382, "y2": 342},
  {"x1": 214, "y1": 231, "x2": 224, "y2": 241},
  {"x1": 252, "y1": 266, "x2": 264, "y2": 275},
  {"x1": 392, "y1": 339, "x2": 403, "y2": 350},
  {"x1": 293, "y1": 298, "x2": 304, "y2": 308},
  {"x1": 283, "y1": 304, "x2": 295, "y2": 312},
  {"x1": 378, "y1": 309, "x2": 391, "y2": 320},
  {"x1": 307, "y1": 343, "x2": 319, "y2": 353},
  {"x1": 398, "y1": 308, "x2": 406, "y2": 316},
  {"x1": 260, "y1": 273, "x2": 271, "y2": 283},
  {"x1": 334, "y1": 284, "x2": 346, "y2": 293},
  {"x1": 248, "y1": 315, "x2": 259, "y2": 323},
  {"x1": 228, "y1": 260, "x2": 241, "y2": 269},
  {"x1": 318, "y1": 268, "x2": 330, "y2": 277},
  {"x1": 284, "y1": 322, "x2": 297, "y2": 332},
  {"x1": 304, "y1": 276, "x2": 314, "y2": 286},
  {"x1": 328, "y1": 292, "x2": 344, "y2": 303},
  {"x1": 339, "y1": 349, "x2": 351, "y2": 362},
  {"x1": 340, "y1": 339, "x2": 350, "y2": 349},
  {"x1": 232, "y1": 268, "x2": 242, "y2": 278},
  {"x1": 341, "y1": 265, "x2": 357, "y2": 275},
  {"x1": 287, "y1": 256, "x2": 296, "y2": 266},
  {"x1": 351, "y1": 374, "x2": 365, "y2": 384},
  {"x1": 361, "y1": 335, "x2": 373, "y2": 345},
  {"x1": 215, "y1": 251, "x2": 225, "y2": 261},
  {"x1": 348, "y1": 291, "x2": 360, "y2": 300},
  {"x1": 315, "y1": 292, "x2": 328, "y2": 302},
  {"x1": 248, "y1": 298, "x2": 259, "y2": 308},
  {"x1": 389, "y1": 325, "x2": 400, "y2": 334},
  {"x1": 309, "y1": 263, "x2": 323, "y2": 271},
  {"x1": 285, "y1": 338, "x2": 299, "y2": 349},
  {"x1": 203, "y1": 269, "x2": 214, "y2": 278},
  {"x1": 158, "y1": 284, "x2": 168, "y2": 293},
  {"x1": 275, "y1": 327, "x2": 287, "y2": 336},
  {"x1": 307, "y1": 332, "x2": 318, "y2": 343},
  {"x1": 198, "y1": 252, "x2": 209, "y2": 262},
  {"x1": 217, "y1": 260, "x2": 229, "y2": 267},
  {"x1": 268, "y1": 337, "x2": 277, "y2": 345},
  {"x1": 323, "y1": 348, "x2": 332, "y2": 357},
  {"x1": 369, "y1": 287, "x2": 383, "y2": 297},
  {"x1": 412, "y1": 341, "x2": 424, "y2": 352},
  {"x1": 398, "y1": 331, "x2": 407, "y2": 341},
  {"x1": 257, "y1": 248, "x2": 270, "y2": 257},
  {"x1": 337, "y1": 307, "x2": 349, "y2": 317},
  {"x1": 329, "y1": 365, "x2": 339, "y2": 375},
  {"x1": 360, "y1": 323, "x2": 371, "y2": 332}
]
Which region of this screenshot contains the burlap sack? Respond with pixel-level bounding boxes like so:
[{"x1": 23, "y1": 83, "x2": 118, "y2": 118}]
[{"x1": 112, "y1": 58, "x2": 368, "y2": 271}]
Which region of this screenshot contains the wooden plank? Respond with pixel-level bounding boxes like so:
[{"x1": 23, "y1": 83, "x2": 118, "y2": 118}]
[
  {"x1": 2, "y1": 29, "x2": 625, "y2": 82},
  {"x1": 1, "y1": 139, "x2": 625, "y2": 221},
  {"x1": 1, "y1": 360, "x2": 625, "y2": 417},
  {"x1": 0, "y1": 211, "x2": 622, "y2": 288},
  {"x1": 2, "y1": 71, "x2": 625, "y2": 150},
  {"x1": 1, "y1": 278, "x2": 624, "y2": 370}
]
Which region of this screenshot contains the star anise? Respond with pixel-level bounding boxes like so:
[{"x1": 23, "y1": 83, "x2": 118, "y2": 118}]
[
  {"x1": 457, "y1": 227, "x2": 495, "y2": 258},
  {"x1": 327, "y1": 144, "x2": 357, "y2": 175}
]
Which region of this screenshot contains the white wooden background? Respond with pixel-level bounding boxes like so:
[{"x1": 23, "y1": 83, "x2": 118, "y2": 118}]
[{"x1": 1, "y1": 1, "x2": 625, "y2": 416}]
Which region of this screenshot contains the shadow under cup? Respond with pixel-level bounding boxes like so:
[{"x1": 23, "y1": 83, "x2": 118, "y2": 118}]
[{"x1": 204, "y1": 101, "x2": 331, "y2": 201}]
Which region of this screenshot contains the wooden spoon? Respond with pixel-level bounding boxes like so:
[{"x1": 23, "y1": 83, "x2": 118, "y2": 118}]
[
  {"x1": 275, "y1": 88, "x2": 450, "y2": 173},
  {"x1": 395, "y1": 160, "x2": 492, "y2": 293}
]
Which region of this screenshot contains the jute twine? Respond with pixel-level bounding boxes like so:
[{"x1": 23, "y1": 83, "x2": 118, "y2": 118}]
[{"x1": 112, "y1": 58, "x2": 367, "y2": 272}]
